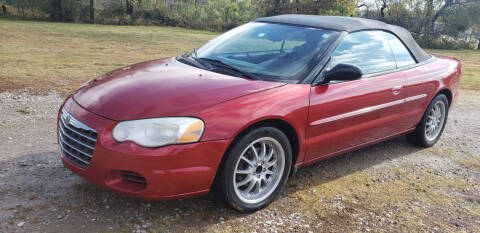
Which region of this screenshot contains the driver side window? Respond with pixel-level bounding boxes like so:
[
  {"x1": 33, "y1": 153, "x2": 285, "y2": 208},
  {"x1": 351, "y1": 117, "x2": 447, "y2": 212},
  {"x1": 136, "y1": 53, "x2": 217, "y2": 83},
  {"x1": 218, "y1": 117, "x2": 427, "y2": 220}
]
[{"x1": 328, "y1": 31, "x2": 397, "y2": 75}]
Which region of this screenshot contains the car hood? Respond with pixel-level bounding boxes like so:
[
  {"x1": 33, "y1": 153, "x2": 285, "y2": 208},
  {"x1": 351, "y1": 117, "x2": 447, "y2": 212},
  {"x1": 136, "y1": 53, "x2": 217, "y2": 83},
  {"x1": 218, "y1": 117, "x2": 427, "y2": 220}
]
[{"x1": 73, "y1": 57, "x2": 286, "y2": 121}]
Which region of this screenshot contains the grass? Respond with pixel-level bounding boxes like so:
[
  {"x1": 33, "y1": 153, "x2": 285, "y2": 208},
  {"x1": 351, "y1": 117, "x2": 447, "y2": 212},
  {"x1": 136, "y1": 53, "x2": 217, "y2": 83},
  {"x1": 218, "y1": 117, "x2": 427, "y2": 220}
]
[
  {"x1": 427, "y1": 49, "x2": 480, "y2": 90},
  {"x1": 0, "y1": 18, "x2": 216, "y2": 94},
  {"x1": 1, "y1": 18, "x2": 479, "y2": 94},
  {"x1": 287, "y1": 165, "x2": 473, "y2": 232}
]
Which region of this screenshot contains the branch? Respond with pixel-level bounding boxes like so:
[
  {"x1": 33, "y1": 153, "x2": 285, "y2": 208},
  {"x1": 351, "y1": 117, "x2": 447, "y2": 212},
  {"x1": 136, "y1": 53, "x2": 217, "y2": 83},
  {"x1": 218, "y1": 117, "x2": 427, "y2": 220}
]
[
  {"x1": 431, "y1": 0, "x2": 479, "y2": 24},
  {"x1": 357, "y1": 3, "x2": 368, "y2": 8}
]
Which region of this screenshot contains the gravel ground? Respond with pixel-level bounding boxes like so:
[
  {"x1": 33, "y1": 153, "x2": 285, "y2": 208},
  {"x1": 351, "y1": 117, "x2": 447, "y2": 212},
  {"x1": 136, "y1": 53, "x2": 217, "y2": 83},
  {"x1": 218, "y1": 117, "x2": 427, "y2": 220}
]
[{"x1": 1, "y1": 90, "x2": 479, "y2": 233}]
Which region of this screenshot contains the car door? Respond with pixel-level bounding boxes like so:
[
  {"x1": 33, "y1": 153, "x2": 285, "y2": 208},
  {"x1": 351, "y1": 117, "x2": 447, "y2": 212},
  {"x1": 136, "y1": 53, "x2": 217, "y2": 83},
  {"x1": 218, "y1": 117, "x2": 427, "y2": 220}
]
[
  {"x1": 385, "y1": 33, "x2": 432, "y2": 130},
  {"x1": 305, "y1": 30, "x2": 406, "y2": 163}
]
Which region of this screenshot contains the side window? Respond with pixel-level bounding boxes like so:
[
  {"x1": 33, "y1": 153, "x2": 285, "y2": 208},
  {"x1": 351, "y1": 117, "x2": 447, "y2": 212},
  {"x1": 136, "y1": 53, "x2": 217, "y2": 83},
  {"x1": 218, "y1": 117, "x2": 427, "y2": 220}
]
[
  {"x1": 385, "y1": 33, "x2": 416, "y2": 67},
  {"x1": 328, "y1": 31, "x2": 396, "y2": 75}
]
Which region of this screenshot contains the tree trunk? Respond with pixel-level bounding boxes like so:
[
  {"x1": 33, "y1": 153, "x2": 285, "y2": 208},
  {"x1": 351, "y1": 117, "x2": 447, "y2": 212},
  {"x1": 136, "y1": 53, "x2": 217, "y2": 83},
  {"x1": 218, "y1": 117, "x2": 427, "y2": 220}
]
[
  {"x1": 2, "y1": 5, "x2": 6, "y2": 15},
  {"x1": 274, "y1": 0, "x2": 281, "y2": 15},
  {"x1": 50, "y1": 0, "x2": 63, "y2": 21},
  {"x1": 90, "y1": 0, "x2": 94, "y2": 23},
  {"x1": 431, "y1": 0, "x2": 453, "y2": 25},
  {"x1": 477, "y1": 40, "x2": 480, "y2": 50},
  {"x1": 126, "y1": 0, "x2": 133, "y2": 15},
  {"x1": 422, "y1": 0, "x2": 435, "y2": 37},
  {"x1": 380, "y1": 0, "x2": 386, "y2": 19}
]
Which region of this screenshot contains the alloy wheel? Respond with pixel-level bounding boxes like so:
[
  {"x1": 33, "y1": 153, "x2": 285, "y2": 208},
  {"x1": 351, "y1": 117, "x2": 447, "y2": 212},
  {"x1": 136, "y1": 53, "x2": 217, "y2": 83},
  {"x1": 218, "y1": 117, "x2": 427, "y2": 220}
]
[
  {"x1": 425, "y1": 101, "x2": 446, "y2": 141},
  {"x1": 233, "y1": 137, "x2": 285, "y2": 204}
]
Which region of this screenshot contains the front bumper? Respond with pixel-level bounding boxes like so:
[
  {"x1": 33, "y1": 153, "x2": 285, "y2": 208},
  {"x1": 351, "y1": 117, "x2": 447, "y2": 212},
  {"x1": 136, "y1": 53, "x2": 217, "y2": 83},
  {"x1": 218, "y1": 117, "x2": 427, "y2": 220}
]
[{"x1": 58, "y1": 98, "x2": 230, "y2": 199}]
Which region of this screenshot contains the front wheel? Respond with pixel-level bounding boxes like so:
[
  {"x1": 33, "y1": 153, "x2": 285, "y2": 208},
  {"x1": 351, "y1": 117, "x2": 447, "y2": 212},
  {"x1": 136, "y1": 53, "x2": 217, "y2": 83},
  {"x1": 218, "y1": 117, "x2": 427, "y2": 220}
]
[
  {"x1": 215, "y1": 127, "x2": 292, "y2": 213},
  {"x1": 407, "y1": 94, "x2": 449, "y2": 147}
]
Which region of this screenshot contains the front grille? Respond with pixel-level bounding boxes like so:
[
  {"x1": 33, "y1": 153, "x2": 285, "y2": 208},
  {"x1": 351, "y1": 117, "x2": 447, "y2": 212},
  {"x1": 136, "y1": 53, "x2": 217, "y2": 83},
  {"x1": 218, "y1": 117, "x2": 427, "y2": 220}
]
[{"x1": 58, "y1": 109, "x2": 97, "y2": 168}]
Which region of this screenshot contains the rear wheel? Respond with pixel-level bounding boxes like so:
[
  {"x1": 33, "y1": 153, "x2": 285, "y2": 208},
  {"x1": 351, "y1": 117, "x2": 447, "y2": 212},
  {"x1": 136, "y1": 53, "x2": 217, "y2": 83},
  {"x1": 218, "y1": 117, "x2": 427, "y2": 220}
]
[
  {"x1": 407, "y1": 94, "x2": 449, "y2": 147},
  {"x1": 215, "y1": 127, "x2": 292, "y2": 213}
]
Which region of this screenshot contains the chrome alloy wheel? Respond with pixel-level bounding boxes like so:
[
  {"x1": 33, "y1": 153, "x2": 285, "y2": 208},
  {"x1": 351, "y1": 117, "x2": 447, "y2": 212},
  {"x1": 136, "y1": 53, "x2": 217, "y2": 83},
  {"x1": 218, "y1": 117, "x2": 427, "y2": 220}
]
[
  {"x1": 233, "y1": 137, "x2": 285, "y2": 204},
  {"x1": 425, "y1": 101, "x2": 446, "y2": 141}
]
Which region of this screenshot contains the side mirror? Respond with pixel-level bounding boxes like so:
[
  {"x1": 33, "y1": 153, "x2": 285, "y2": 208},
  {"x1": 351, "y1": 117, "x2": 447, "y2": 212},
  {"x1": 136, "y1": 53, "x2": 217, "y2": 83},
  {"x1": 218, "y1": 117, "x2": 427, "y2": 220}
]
[{"x1": 324, "y1": 64, "x2": 362, "y2": 83}]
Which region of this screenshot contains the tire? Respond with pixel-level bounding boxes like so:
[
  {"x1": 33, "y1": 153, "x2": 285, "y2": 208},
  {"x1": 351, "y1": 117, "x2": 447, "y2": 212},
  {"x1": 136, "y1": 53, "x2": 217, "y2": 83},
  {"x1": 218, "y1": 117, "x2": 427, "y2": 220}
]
[
  {"x1": 215, "y1": 127, "x2": 292, "y2": 213},
  {"x1": 407, "y1": 94, "x2": 449, "y2": 147}
]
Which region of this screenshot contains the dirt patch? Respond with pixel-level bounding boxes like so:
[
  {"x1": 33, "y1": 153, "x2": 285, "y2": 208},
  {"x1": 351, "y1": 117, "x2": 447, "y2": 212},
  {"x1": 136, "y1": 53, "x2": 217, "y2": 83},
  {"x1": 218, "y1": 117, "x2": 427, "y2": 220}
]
[
  {"x1": 1, "y1": 90, "x2": 479, "y2": 233},
  {"x1": 0, "y1": 80, "x2": 27, "y2": 93}
]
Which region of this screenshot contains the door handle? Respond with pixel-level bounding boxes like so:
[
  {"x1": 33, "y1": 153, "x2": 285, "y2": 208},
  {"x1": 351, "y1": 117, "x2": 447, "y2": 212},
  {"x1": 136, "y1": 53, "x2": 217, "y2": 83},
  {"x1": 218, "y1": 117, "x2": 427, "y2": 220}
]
[{"x1": 392, "y1": 85, "x2": 402, "y2": 95}]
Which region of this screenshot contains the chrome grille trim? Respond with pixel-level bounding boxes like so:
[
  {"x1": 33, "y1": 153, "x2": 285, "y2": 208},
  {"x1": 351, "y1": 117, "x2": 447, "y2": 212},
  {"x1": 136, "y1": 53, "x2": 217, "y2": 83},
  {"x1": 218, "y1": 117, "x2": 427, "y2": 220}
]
[
  {"x1": 60, "y1": 109, "x2": 97, "y2": 141},
  {"x1": 58, "y1": 123, "x2": 95, "y2": 150},
  {"x1": 59, "y1": 143, "x2": 90, "y2": 165},
  {"x1": 58, "y1": 133, "x2": 93, "y2": 158},
  {"x1": 59, "y1": 109, "x2": 97, "y2": 168}
]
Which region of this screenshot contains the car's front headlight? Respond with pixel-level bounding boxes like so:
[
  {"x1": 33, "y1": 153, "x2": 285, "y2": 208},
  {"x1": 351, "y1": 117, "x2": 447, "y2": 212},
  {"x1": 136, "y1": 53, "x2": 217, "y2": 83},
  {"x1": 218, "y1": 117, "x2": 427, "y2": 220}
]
[{"x1": 112, "y1": 117, "x2": 204, "y2": 147}]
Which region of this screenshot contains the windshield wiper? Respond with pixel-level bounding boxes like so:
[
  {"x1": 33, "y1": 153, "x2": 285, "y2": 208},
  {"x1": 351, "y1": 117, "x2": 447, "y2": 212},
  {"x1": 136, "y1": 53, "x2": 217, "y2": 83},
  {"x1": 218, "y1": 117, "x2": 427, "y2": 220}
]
[
  {"x1": 198, "y1": 57, "x2": 261, "y2": 80},
  {"x1": 178, "y1": 53, "x2": 209, "y2": 70},
  {"x1": 192, "y1": 48, "x2": 199, "y2": 59}
]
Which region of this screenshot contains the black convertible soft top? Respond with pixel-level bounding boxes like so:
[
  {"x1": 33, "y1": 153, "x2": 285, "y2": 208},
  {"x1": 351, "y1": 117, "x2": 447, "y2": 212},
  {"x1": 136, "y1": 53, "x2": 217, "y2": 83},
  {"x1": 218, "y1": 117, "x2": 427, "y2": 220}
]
[{"x1": 255, "y1": 14, "x2": 431, "y2": 63}]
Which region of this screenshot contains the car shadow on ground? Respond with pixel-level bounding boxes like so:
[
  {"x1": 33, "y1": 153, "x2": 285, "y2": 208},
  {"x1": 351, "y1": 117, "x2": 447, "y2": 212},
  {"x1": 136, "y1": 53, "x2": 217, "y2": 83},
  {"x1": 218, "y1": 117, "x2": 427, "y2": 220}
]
[
  {"x1": 2, "y1": 136, "x2": 423, "y2": 232},
  {"x1": 285, "y1": 136, "x2": 423, "y2": 193}
]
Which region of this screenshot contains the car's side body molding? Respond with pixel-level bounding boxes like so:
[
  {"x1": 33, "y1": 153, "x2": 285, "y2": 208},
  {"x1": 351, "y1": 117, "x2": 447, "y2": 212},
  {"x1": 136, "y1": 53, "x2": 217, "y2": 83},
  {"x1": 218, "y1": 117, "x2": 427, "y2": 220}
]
[
  {"x1": 300, "y1": 127, "x2": 416, "y2": 167},
  {"x1": 310, "y1": 94, "x2": 427, "y2": 126}
]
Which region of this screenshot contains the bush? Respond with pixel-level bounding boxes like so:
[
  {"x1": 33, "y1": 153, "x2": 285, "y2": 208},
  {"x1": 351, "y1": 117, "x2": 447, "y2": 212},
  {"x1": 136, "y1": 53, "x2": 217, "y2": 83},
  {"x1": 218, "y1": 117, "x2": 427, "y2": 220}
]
[{"x1": 417, "y1": 35, "x2": 478, "y2": 50}]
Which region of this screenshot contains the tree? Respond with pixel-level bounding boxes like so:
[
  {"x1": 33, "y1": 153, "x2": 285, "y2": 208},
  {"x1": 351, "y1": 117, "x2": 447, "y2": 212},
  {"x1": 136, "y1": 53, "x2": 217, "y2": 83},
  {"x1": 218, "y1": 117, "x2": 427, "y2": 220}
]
[
  {"x1": 89, "y1": 0, "x2": 94, "y2": 23},
  {"x1": 49, "y1": 0, "x2": 63, "y2": 21},
  {"x1": 256, "y1": 0, "x2": 358, "y2": 16},
  {"x1": 360, "y1": 0, "x2": 480, "y2": 49},
  {"x1": 126, "y1": 0, "x2": 133, "y2": 15},
  {"x1": 376, "y1": 0, "x2": 387, "y2": 19}
]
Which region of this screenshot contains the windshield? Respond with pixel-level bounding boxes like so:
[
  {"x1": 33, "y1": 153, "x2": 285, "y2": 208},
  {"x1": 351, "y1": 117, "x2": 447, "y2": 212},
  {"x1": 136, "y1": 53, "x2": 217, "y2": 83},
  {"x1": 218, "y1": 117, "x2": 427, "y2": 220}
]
[{"x1": 194, "y1": 22, "x2": 339, "y2": 82}]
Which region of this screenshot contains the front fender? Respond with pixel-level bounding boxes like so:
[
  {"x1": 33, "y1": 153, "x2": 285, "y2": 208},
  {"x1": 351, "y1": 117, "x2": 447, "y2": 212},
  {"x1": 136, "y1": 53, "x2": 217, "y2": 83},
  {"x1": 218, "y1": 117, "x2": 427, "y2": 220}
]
[{"x1": 195, "y1": 84, "x2": 311, "y2": 165}]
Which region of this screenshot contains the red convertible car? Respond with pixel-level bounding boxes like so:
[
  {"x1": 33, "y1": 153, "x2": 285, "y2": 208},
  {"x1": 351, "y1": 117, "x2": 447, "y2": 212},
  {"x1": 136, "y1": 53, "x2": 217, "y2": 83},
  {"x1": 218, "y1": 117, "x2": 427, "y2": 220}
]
[{"x1": 58, "y1": 15, "x2": 461, "y2": 212}]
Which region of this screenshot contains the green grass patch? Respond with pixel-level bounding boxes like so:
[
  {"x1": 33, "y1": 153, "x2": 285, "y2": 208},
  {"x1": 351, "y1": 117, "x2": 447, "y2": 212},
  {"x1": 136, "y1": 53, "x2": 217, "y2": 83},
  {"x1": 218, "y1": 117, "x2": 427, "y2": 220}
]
[
  {"x1": 287, "y1": 166, "x2": 472, "y2": 232},
  {"x1": 0, "y1": 18, "x2": 217, "y2": 94}
]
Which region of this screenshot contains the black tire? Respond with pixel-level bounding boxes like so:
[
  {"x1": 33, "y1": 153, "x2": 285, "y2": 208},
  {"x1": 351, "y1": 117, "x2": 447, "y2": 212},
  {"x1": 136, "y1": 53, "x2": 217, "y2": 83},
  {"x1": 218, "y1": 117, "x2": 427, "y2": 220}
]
[
  {"x1": 214, "y1": 127, "x2": 292, "y2": 213},
  {"x1": 407, "y1": 94, "x2": 449, "y2": 147}
]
